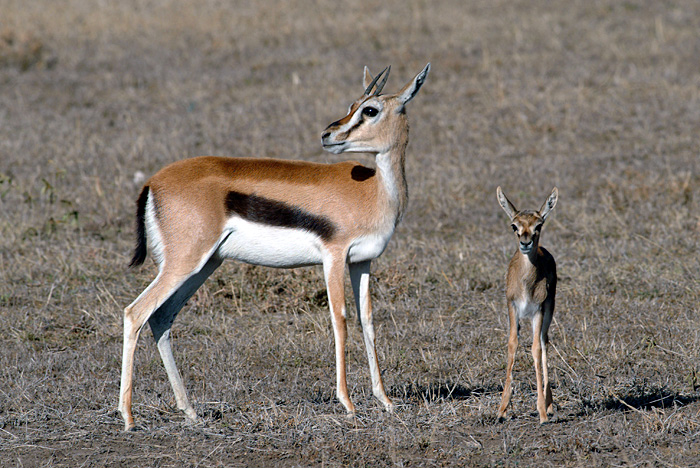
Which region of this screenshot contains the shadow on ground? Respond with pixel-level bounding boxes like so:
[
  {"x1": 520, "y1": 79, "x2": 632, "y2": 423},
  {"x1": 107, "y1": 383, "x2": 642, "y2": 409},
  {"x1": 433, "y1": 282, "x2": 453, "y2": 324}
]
[
  {"x1": 392, "y1": 381, "x2": 501, "y2": 403},
  {"x1": 579, "y1": 382, "x2": 700, "y2": 415}
]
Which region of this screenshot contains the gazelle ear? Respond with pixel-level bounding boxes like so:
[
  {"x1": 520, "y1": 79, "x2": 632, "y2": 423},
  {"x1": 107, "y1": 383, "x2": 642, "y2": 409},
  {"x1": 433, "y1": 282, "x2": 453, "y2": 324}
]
[
  {"x1": 396, "y1": 63, "x2": 431, "y2": 110},
  {"x1": 540, "y1": 187, "x2": 558, "y2": 221},
  {"x1": 363, "y1": 66, "x2": 374, "y2": 90},
  {"x1": 497, "y1": 186, "x2": 518, "y2": 219}
]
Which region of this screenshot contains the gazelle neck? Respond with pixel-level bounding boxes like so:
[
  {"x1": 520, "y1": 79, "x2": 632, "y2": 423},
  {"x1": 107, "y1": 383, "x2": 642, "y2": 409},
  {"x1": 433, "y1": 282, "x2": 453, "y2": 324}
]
[
  {"x1": 520, "y1": 248, "x2": 539, "y2": 266},
  {"x1": 375, "y1": 126, "x2": 409, "y2": 225}
]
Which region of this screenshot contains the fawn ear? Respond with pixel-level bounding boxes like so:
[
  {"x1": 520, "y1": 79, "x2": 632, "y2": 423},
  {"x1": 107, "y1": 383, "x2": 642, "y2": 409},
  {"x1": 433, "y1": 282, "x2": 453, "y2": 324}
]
[
  {"x1": 395, "y1": 63, "x2": 430, "y2": 110},
  {"x1": 497, "y1": 186, "x2": 517, "y2": 219},
  {"x1": 540, "y1": 187, "x2": 558, "y2": 221}
]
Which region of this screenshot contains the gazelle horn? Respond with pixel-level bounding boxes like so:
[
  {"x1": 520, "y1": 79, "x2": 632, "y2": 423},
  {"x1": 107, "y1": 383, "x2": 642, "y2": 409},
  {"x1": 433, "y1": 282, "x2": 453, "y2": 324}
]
[{"x1": 364, "y1": 66, "x2": 390, "y2": 96}]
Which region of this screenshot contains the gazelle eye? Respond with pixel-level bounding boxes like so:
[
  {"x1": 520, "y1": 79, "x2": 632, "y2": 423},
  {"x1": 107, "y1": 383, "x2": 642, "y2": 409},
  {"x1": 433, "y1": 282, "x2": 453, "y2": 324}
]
[
  {"x1": 362, "y1": 106, "x2": 379, "y2": 117},
  {"x1": 511, "y1": 224, "x2": 517, "y2": 232}
]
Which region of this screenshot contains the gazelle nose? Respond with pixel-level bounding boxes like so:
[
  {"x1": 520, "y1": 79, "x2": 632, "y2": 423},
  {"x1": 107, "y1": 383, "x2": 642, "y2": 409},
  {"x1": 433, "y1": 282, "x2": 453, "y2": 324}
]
[
  {"x1": 322, "y1": 132, "x2": 331, "y2": 140},
  {"x1": 520, "y1": 240, "x2": 533, "y2": 248}
]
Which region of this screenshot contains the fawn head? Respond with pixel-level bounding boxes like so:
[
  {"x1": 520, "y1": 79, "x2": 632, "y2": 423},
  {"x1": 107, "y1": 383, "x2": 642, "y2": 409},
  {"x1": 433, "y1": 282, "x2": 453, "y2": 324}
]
[{"x1": 497, "y1": 187, "x2": 558, "y2": 255}]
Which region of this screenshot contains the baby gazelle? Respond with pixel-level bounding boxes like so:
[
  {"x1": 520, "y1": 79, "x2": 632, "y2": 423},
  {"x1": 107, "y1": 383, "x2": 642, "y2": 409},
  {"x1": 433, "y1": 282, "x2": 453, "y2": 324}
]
[{"x1": 496, "y1": 187, "x2": 558, "y2": 424}]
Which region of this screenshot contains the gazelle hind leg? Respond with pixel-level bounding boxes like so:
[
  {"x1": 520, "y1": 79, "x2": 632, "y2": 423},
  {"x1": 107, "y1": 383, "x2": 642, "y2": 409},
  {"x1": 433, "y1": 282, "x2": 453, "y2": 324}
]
[
  {"x1": 119, "y1": 252, "x2": 222, "y2": 431},
  {"x1": 153, "y1": 327, "x2": 197, "y2": 421},
  {"x1": 120, "y1": 310, "x2": 141, "y2": 431},
  {"x1": 498, "y1": 303, "x2": 518, "y2": 421},
  {"x1": 119, "y1": 272, "x2": 186, "y2": 431},
  {"x1": 147, "y1": 254, "x2": 223, "y2": 423},
  {"x1": 349, "y1": 261, "x2": 393, "y2": 412}
]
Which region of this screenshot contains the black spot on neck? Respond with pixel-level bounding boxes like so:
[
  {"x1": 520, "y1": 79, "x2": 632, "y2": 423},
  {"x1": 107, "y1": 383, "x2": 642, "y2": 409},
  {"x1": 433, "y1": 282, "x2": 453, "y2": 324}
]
[
  {"x1": 351, "y1": 165, "x2": 376, "y2": 182},
  {"x1": 225, "y1": 191, "x2": 336, "y2": 241}
]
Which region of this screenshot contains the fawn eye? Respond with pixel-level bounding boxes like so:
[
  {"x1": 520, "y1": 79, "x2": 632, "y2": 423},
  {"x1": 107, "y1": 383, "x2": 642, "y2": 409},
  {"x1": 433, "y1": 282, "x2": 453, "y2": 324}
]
[
  {"x1": 511, "y1": 224, "x2": 517, "y2": 232},
  {"x1": 362, "y1": 106, "x2": 379, "y2": 117}
]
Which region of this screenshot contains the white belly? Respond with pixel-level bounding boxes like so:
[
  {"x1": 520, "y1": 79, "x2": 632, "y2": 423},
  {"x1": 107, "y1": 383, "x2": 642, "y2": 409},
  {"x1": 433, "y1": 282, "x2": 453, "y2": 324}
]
[
  {"x1": 217, "y1": 217, "x2": 324, "y2": 268},
  {"x1": 347, "y1": 231, "x2": 393, "y2": 263},
  {"x1": 514, "y1": 298, "x2": 540, "y2": 321}
]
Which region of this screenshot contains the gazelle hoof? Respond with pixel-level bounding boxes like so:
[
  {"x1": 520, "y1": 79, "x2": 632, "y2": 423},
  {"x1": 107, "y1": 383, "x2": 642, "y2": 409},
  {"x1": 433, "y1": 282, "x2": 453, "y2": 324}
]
[
  {"x1": 183, "y1": 407, "x2": 198, "y2": 423},
  {"x1": 123, "y1": 420, "x2": 138, "y2": 432},
  {"x1": 384, "y1": 401, "x2": 395, "y2": 413}
]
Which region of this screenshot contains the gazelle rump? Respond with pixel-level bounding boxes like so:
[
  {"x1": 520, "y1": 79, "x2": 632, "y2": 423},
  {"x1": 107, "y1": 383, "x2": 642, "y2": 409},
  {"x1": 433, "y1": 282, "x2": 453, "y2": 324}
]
[
  {"x1": 496, "y1": 186, "x2": 558, "y2": 424},
  {"x1": 118, "y1": 63, "x2": 430, "y2": 431}
]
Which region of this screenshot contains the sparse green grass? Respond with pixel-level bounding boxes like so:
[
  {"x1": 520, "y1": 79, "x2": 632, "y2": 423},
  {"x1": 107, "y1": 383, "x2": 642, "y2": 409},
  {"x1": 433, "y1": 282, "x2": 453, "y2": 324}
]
[{"x1": 1, "y1": 0, "x2": 700, "y2": 466}]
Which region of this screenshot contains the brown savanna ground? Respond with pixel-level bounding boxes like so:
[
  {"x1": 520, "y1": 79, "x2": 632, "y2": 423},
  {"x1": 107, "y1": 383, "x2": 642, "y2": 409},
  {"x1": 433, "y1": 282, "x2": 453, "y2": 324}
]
[{"x1": 1, "y1": 0, "x2": 700, "y2": 466}]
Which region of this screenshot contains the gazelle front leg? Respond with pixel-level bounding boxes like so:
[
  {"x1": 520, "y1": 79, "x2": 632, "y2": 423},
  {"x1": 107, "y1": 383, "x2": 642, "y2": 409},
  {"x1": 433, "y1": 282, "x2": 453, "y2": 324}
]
[
  {"x1": 498, "y1": 301, "x2": 518, "y2": 421},
  {"x1": 541, "y1": 299, "x2": 555, "y2": 417},
  {"x1": 540, "y1": 334, "x2": 553, "y2": 418},
  {"x1": 349, "y1": 260, "x2": 393, "y2": 412},
  {"x1": 531, "y1": 312, "x2": 548, "y2": 424},
  {"x1": 323, "y1": 254, "x2": 354, "y2": 415}
]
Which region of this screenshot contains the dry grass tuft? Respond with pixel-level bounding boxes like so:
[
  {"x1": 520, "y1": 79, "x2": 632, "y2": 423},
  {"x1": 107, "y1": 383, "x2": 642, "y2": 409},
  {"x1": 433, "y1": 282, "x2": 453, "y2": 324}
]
[{"x1": 0, "y1": 29, "x2": 55, "y2": 71}]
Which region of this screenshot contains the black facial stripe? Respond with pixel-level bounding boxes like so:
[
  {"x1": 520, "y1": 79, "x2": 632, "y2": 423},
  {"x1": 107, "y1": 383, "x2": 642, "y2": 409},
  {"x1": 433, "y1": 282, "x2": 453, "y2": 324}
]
[
  {"x1": 346, "y1": 116, "x2": 364, "y2": 135},
  {"x1": 225, "y1": 191, "x2": 336, "y2": 241},
  {"x1": 351, "y1": 165, "x2": 376, "y2": 182},
  {"x1": 337, "y1": 116, "x2": 365, "y2": 141}
]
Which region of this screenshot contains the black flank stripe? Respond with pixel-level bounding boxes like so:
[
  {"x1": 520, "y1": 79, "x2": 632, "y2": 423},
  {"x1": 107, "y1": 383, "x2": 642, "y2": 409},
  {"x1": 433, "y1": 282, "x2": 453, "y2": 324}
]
[{"x1": 225, "y1": 191, "x2": 336, "y2": 241}]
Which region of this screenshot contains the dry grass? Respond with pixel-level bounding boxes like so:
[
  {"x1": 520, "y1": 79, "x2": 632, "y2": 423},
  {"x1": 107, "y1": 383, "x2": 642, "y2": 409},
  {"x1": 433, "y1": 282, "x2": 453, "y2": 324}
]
[{"x1": 1, "y1": 0, "x2": 700, "y2": 465}]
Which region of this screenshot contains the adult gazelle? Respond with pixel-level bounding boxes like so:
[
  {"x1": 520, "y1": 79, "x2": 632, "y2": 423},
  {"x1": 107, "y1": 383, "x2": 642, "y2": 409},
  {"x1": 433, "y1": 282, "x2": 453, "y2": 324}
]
[{"x1": 118, "y1": 64, "x2": 430, "y2": 431}]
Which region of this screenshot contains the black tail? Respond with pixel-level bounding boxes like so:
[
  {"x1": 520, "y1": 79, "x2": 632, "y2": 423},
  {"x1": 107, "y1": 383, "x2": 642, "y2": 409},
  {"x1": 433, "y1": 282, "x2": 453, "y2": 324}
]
[{"x1": 129, "y1": 186, "x2": 149, "y2": 268}]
